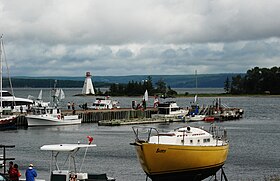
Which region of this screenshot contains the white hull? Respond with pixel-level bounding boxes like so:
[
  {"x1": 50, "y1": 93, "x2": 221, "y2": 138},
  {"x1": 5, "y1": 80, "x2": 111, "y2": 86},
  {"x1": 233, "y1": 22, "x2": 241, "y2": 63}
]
[
  {"x1": 188, "y1": 115, "x2": 206, "y2": 121},
  {"x1": 151, "y1": 111, "x2": 187, "y2": 119},
  {"x1": 27, "y1": 115, "x2": 81, "y2": 126}
]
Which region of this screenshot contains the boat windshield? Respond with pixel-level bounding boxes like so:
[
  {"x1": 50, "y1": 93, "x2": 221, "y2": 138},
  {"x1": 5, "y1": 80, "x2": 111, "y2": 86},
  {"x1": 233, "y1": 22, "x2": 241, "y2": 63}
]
[
  {"x1": 1, "y1": 91, "x2": 13, "y2": 96},
  {"x1": 158, "y1": 108, "x2": 170, "y2": 114}
]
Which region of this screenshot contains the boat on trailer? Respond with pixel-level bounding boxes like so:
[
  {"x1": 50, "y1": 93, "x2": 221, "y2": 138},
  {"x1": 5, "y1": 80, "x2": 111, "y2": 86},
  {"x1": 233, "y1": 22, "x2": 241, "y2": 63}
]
[
  {"x1": 131, "y1": 125, "x2": 229, "y2": 181},
  {"x1": 40, "y1": 142, "x2": 115, "y2": 181}
]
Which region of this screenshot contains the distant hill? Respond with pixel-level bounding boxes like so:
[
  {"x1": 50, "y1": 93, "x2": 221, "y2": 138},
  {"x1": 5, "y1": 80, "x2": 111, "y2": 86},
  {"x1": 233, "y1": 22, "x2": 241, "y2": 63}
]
[{"x1": 10, "y1": 73, "x2": 243, "y2": 88}]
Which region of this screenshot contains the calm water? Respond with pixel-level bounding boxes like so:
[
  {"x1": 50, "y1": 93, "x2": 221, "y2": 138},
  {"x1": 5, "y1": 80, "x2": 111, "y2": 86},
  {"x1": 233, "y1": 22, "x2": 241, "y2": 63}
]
[{"x1": 0, "y1": 88, "x2": 280, "y2": 181}]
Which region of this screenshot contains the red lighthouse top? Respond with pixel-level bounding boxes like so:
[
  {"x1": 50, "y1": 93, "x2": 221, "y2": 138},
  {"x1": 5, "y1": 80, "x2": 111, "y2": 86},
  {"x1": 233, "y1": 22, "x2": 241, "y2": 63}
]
[{"x1": 86, "y1": 72, "x2": 91, "y2": 77}]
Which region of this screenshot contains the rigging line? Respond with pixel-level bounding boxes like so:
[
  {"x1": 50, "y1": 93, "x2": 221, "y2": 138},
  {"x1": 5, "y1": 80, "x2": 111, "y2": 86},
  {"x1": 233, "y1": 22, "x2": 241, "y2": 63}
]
[{"x1": 1, "y1": 36, "x2": 16, "y2": 106}]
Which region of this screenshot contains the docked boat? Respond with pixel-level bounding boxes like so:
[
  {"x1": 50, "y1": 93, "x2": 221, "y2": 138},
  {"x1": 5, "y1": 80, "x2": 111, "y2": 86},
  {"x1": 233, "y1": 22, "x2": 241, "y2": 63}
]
[
  {"x1": 40, "y1": 140, "x2": 115, "y2": 181},
  {"x1": 26, "y1": 106, "x2": 81, "y2": 126},
  {"x1": 131, "y1": 125, "x2": 229, "y2": 181},
  {"x1": 0, "y1": 115, "x2": 17, "y2": 130},
  {"x1": 151, "y1": 101, "x2": 188, "y2": 119},
  {"x1": 187, "y1": 114, "x2": 206, "y2": 122},
  {"x1": 1, "y1": 90, "x2": 34, "y2": 112},
  {"x1": 26, "y1": 82, "x2": 81, "y2": 127},
  {"x1": 88, "y1": 96, "x2": 120, "y2": 110},
  {"x1": 0, "y1": 37, "x2": 33, "y2": 114}
]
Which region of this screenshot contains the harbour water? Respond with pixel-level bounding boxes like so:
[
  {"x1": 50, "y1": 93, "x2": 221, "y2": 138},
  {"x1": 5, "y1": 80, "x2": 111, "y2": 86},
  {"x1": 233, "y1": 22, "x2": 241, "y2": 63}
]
[{"x1": 1, "y1": 88, "x2": 280, "y2": 180}]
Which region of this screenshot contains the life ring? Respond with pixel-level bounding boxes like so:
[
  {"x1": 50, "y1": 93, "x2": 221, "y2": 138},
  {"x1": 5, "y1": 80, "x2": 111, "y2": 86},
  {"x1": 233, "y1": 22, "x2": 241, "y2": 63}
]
[{"x1": 57, "y1": 115, "x2": 61, "y2": 119}]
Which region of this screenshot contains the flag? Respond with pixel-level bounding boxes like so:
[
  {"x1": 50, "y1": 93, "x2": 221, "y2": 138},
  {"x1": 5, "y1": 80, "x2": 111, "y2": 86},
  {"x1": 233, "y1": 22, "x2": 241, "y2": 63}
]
[
  {"x1": 87, "y1": 136, "x2": 93, "y2": 145},
  {"x1": 143, "y1": 90, "x2": 148, "y2": 101}
]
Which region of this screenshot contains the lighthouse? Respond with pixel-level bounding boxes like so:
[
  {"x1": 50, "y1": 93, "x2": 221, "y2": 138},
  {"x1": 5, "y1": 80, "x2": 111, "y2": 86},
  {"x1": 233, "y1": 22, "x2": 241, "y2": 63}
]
[{"x1": 82, "y1": 72, "x2": 95, "y2": 95}]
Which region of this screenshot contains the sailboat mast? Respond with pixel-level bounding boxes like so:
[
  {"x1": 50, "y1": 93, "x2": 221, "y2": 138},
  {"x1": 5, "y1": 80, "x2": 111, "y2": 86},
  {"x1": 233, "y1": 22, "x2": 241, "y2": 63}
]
[
  {"x1": 195, "y1": 69, "x2": 198, "y2": 98},
  {"x1": 0, "y1": 35, "x2": 3, "y2": 113},
  {"x1": 195, "y1": 70, "x2": 197, "y2": 92}
]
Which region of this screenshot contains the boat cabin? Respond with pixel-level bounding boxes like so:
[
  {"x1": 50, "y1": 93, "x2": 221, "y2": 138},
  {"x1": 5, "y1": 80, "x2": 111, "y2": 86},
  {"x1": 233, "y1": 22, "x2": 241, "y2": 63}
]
[
  {"x1": 152, "y1": 101, "x2": 188, "y2": 118},
  {"x1": 157, "y1": 101, "x2": 183, "y2": 115},
  {"x1": 30, "y1": 107, "x2": 60, "y2": 116},
  {"x1": 89, "y1": 97, "x2": 119, "y2": 110}
]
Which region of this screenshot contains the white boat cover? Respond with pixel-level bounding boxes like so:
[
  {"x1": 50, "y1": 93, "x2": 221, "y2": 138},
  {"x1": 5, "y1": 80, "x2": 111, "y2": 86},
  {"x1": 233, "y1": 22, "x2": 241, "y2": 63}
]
[{"x1": 40, "y1": 144, "x2": 96, "y2": 152}]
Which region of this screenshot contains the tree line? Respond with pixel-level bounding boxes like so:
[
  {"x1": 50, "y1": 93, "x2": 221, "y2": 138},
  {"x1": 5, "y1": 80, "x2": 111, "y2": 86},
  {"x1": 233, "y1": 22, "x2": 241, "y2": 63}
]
[
  {"x1": 224, "y1": 67, "x2": 280, "y2": 94},
  {"x1": 101, "y1": 76, "x2": 177, "y2": 96}
]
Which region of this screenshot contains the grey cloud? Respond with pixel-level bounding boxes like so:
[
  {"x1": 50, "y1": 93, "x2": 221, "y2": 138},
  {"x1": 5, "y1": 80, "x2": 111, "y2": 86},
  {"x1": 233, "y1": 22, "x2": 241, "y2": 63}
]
[{"x1": 1, "y1": 0, "x2": 280, "y2": 76}]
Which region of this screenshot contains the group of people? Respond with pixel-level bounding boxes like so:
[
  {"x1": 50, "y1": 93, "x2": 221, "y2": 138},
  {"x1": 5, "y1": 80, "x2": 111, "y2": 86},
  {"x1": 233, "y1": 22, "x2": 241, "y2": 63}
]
[
  {"x1": 67, "y1": 102, "x2": 76, "y2": 114},
  {"x1": 8, "y1": 161, "x2": 37, "y2": 181},
  {"x1": 67, "y1": 102, "x2": 75, "y2": 110}
]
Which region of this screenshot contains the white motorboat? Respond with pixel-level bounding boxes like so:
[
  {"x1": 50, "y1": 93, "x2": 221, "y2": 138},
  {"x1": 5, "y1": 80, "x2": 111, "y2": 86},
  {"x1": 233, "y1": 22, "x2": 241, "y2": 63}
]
[
  {"x1": 151, "y1": 101, "x2": 188, "y2": 119},
  {"x1": 187, "y1": 114, "x2": 206, "y2": 121},
  {"x1": 26, "y1": 82, "x2": 81, "y2": 127},
  {"x1": 1, "y1": 90, "x2": 33, "y2": 111},
  {"x1": 26, "y1": 106, "x2": 81, "y2": 126},
  {"x1": 40, "y1": 141, "x2": 115, "y2": 181},
  {"x1": 88, "y1": 96, "x2": 120, "y2": 110}
]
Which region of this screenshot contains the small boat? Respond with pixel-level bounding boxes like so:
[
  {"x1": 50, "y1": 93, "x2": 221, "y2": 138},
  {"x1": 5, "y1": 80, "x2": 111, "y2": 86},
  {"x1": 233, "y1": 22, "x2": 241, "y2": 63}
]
[
  {"x1": 204, "y1": 116, "x2": 215, "y2": 122},
  {"x1": 151, "y1": 101, "x2": 188, "y2": 119},
  {"x1": 26, "y1": 82, "x2": 81, "y2": 127},
  {"x1": 131, "y1": 125, "x2": 229, "y2": 181},
  {"x1": 88, "y1": 96, "x2": 120, "y2": 110},
  {"x1": 40, "y1": 140, "x2": 115, "y2": 181},
  {"x1": 187, "y1": 114, "x2": 206, "y2": 122}
]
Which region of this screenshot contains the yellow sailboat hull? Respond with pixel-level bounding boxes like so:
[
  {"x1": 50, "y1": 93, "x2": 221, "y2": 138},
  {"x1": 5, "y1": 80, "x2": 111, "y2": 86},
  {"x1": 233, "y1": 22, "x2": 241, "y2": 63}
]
[{"x1": 133, "y1": 142, "x2": 229, "y2": 180}]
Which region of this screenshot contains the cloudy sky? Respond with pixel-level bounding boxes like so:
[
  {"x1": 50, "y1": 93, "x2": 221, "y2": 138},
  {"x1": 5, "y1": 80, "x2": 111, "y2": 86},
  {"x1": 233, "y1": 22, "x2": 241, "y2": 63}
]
[{"x1": 1, "y1": 0, "x2": 280, "y2": 77}]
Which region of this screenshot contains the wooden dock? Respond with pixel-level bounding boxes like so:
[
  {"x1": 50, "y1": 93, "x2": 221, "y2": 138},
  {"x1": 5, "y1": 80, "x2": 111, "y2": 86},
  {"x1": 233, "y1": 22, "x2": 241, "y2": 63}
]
[
  {"x1": 14, "y1": 106, "x2": 244, "y2": 127},
  {"x1": 15, "y1": 108, "x2": 158, "y2": 126}
]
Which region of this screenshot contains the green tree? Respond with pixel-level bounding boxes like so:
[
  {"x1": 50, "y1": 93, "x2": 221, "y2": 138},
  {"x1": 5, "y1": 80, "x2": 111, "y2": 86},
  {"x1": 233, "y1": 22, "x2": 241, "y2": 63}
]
[
  {"x1": 155, "y1": 78, "x2": 167, "y2": 94},
  {"x1": 230, "y1": 74, "x2": 244, "y2": 94}
]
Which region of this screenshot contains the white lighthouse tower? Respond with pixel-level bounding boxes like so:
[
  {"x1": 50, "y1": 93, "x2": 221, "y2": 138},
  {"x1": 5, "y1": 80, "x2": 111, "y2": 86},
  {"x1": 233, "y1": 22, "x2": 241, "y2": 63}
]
[{"x1": 82, "y1": 72, "x2": 95, "y2": 95}]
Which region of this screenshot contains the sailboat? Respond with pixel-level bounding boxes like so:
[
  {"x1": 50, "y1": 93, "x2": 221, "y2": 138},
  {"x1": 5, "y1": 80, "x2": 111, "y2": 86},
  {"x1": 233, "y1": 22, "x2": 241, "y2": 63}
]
[
  {"x1": 26, "y1": 81, "x2": 81, "y2": 126},
  {"x1": 131, "y1": 125, "x2": 229, "y2": 180},
  {"x1": 28, "y1": 89, "x2": 50, "y2": 107},
  {"x1": 0, "y1": 35, "x2": 17, "y2": 130}
]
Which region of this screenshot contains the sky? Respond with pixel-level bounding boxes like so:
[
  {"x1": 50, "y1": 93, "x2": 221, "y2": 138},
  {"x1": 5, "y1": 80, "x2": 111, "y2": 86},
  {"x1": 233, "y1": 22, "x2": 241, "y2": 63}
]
[{"x1": 1, "y1": 0, "x2": 280, "y2": 77}]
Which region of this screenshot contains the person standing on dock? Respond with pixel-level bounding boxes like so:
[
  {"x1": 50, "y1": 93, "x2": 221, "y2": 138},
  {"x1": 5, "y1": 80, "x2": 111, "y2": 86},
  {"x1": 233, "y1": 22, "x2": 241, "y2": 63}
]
[
  {"x1": 20, "y1": 106, "x2": 23, "y2": 114},
  {"x1": 72, "y1": 102, "x2": 75, "y2": 110},
  {"x1": 25, "y1": 164, "x2": 37, "y2": 181},
  {"x1": 72, "y1": 102, "x2": 76, "y2": 115},
  {"x1": 8, "y1": 161, "x2": 13, "y2": 172},
  {"x1": 9, "y1": 164, "x2": 21, "y2": 181},
  {"x1": 67, "y1": 102, "x2": 71, "y2": 109},
  {"x1": 8, "y1": 161, "x2": 14, "y2": 178}
]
